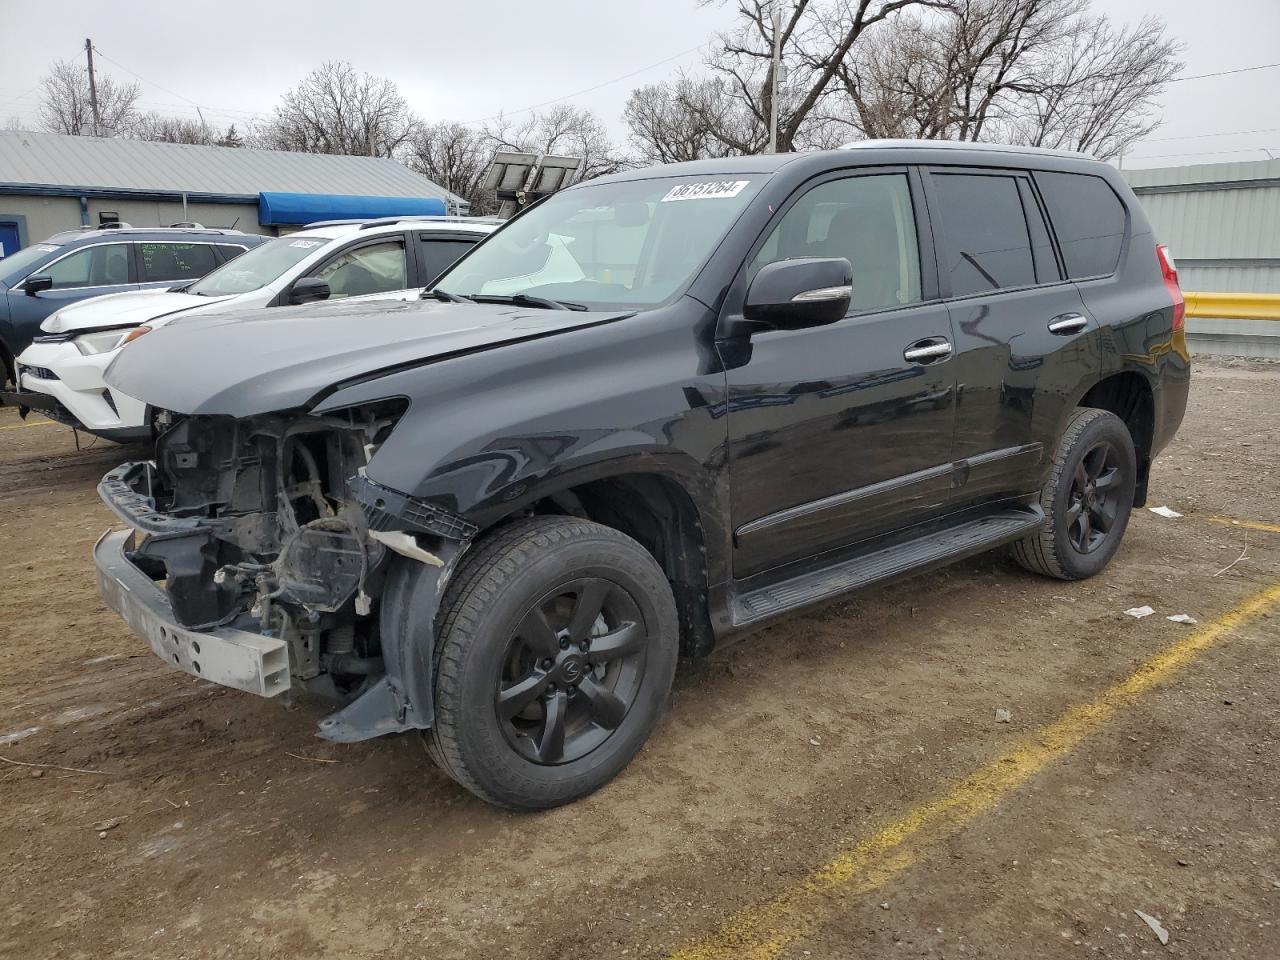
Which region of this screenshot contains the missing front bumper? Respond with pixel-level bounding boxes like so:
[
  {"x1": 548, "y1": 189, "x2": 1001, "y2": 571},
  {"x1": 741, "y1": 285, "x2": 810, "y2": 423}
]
[{"x1": 94, "y1": 528, "x2": 291, "y2": 698}]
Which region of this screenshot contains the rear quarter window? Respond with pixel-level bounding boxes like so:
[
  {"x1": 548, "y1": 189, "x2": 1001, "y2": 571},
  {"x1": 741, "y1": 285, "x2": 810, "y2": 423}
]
[{"x1": 1034, "y1": 172, "x2": 1127, "y2": 279}]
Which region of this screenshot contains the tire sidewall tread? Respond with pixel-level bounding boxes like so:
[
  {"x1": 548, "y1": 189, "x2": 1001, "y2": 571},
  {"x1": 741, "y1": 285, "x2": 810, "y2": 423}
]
[
  {"x1": 1014, "y1": 407, "x2": 1137, "y2": 581},
  {"x1": 428, "y1": 516, "x2": 678, "y2": 810}
]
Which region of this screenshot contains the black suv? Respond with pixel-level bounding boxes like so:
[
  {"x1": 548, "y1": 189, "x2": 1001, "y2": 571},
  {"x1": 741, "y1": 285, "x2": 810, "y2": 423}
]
[{"x1": 94, "y1": 141, "x2": 1189, "y2": 809}]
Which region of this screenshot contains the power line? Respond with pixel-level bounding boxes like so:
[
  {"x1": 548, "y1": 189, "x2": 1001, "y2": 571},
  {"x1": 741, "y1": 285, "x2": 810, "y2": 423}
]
[
  {"x1": 90, "y1": 45, "x2": 269, "y2": 123},
  {"x1": 91, "y1": 46, "x2": 201, "y2": 105},
  {"x1": 461, "y1": 42, "x2": 707, "y2": 125},
  {"x1": 1125, "y1": 146, "x2": 1278, "y2": 161},
  {"x1": 1170, "y1": 61, "x2": 1280, "y2": 82},
  {"x1": 1142, "y1": 126, "x2": 1280, "y2": 143}
]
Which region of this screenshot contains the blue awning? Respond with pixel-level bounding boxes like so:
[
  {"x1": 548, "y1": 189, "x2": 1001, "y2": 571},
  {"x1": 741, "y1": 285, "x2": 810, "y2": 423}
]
[{"x1": 258, "y1": 192, "x2": 447, "y2": 226}]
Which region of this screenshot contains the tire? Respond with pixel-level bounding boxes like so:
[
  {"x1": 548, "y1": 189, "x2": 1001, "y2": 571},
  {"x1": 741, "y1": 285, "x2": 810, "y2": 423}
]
[
  {"x1": 1013, "y1": 407, "x2": 1137, "y2": 581},
  {"x1": 428, "y1": 516, "x2": 679, "y2": 809}
]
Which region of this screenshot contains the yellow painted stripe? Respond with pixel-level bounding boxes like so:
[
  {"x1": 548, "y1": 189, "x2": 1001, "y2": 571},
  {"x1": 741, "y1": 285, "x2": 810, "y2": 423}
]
[
  {"x1": 1210, "y1": 516, "x2": 1280, "y2": 535},
  {"x1": 670, "y1": 582, "x2": 1280, "y2": 960},
  {"x1": 0, "y1": 418, "x2": 55, "y2": 430}
]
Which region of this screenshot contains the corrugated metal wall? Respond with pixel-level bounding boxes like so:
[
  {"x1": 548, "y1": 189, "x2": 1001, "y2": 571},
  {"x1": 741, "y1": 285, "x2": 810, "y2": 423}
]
[{"x1": 1123, "y1": 159, "x2": 1280, "y2": 294}]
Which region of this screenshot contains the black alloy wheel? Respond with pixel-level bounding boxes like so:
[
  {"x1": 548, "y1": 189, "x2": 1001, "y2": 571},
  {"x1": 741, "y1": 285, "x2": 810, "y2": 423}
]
[
  {"x1": 496, "y1": 577, "x2": 648, "y2": 765},
  {"x1": 1065, "y1": 440, "x2": 1125, "y2": 554},
  {"x1": 425, "y1": 516, "x2": 679, "y2": 809},
  {"x1": 1013, "y1": 407, "x2": 1137, "y2": 581}
]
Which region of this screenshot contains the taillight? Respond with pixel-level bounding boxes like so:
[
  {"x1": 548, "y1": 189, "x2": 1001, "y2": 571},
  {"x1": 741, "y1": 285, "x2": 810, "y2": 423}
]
[{"x1": 1157, "y1": 244, "x2": 1184, "y2": 332}]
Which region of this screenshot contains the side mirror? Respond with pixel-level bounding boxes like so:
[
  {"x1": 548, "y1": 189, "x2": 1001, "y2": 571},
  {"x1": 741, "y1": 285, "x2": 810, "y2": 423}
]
[
  {"x1": 23, "y1": 275, "x2": 53, "y2": 296},
  {"x1": 288, "y1": 277, "x2": 331, "y2": 305},
  {"x1": 743, "y1": 257, "x2": 852, "y2": 331}
]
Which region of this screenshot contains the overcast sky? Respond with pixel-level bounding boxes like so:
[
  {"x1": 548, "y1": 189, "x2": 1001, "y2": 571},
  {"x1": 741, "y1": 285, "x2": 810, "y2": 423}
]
[{"x1": 0, "y1": 0, "x2": 1276, "y2": 168}]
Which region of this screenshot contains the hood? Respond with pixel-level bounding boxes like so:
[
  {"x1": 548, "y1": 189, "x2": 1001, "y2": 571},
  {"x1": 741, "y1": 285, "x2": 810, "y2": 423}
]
[
  {"x1": 43, "y1": 289, "x2": 236, "y2": 333},
  {"x1": 105, "y1": 297, "x2": 629, "y2": 418}
]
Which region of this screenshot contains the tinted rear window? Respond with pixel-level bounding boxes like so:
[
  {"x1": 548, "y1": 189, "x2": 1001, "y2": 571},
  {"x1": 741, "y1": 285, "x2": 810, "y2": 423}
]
[
  {"x1": 139, "y1": 242, "x2": 219, "y2": 282},
  {"x1": 419, "y1": 237, "x2": 478, "y2": 286},
  {"x1": 1035, "y1": 172, "x2": 1127, "y2": 278},
  {"x1": 931, "y1": 173, "x2": 1037, "y2": 296}
]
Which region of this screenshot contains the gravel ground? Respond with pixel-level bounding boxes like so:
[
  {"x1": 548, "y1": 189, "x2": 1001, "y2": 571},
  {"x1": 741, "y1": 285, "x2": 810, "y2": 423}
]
[{"x1": 0, "y1": 356, "x2": 1276, "y2": 960}]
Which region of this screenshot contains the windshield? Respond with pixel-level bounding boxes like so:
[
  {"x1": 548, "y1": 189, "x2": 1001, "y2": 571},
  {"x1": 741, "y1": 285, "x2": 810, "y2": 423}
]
[
  {"x1": 435, "y1": 175, "x2": 764, "y2": 309},
  {"x1": 0, "y1": 243, "x2": 61, "y2": 285},
  {"x1": 186, "y1": 235, "x2": 332, "y2": 296}
]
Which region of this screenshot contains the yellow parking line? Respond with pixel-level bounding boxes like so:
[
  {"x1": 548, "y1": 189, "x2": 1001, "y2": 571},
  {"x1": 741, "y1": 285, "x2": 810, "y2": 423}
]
[
  {"x1": 1210, "y1": 516, "x2": 1280, "y2": 535},
  {"x1": 669, "y1": 582, "x2": 1280, "y2": 960},
  {"x1": 0, "y1": 418, "x2": 55, "y2": 430}
]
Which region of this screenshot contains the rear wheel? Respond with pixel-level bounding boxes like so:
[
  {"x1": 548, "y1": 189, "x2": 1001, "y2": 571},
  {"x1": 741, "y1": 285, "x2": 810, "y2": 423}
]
[
  {"x1": 1013, "y1": 407, "x2": 1137, "y2": 580},
  {"x1": 428, "y1": 516, "x2": 679, "y2": 809}
]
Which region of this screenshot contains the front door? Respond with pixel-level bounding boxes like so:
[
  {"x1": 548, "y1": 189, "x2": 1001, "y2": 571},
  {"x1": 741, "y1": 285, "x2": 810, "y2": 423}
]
[
  {"x1": 8, "y1": 241, "x2": 140, "y2": 348},
  {"x1": 723, "y1": 170, "x2": 958, "y2": 581}
]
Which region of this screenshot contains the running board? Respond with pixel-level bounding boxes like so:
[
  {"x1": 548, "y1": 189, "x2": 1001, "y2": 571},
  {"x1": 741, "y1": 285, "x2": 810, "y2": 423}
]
[{"x1": 731, "y1": 507, "x2": 1046, "y2": 627}]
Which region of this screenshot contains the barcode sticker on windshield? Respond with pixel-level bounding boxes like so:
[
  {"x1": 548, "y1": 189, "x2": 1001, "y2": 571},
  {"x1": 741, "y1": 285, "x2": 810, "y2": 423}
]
[
  {"x1": 660, "y1": 180, "x2": 750, "y2": 203},
  {"x1": 289, "y1": 239, "x2": 322, "y2": 248}
]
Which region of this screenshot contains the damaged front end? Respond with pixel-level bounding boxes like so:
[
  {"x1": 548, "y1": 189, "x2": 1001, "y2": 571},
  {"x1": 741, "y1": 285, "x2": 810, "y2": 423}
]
[{"x1": 95, "y1": 403, "x2": 475, "y2": 742}]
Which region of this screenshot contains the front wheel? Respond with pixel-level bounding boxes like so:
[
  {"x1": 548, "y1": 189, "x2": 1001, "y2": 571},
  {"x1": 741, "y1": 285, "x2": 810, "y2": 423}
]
[
  {"x1": 1013, "y1": 407, "x2": 1137, "y2": 580},
  {"x1": 428, "y1": 516, "x2": 679, "y2": 809}
]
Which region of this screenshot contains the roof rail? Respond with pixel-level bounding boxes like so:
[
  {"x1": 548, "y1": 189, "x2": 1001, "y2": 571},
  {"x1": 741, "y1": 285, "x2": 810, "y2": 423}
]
[
  {"x1": 837, "y1": 138, "x2": 1097, "y2": 160},
  {"x1": 357, "y1": 214, "x2": 503, "y2": 230},
  {"x1": 46, "y1": 225, "x2": 253, "y2": 243},
  {"x1": 300, "y1": 215, "x2": 503, "y2": 231}
]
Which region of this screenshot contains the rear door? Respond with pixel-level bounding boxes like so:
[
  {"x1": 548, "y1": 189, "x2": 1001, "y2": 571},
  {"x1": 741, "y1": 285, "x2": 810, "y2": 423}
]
[
  {"x1": 923, "y1": 167, "x2": 1099, "y2": 509},
  {"x1": 415, "y1": 231, "x2": 482, "y2": 288},
  {"x1": 134, "y1": 241, "x2": 222, "y2": 289}
]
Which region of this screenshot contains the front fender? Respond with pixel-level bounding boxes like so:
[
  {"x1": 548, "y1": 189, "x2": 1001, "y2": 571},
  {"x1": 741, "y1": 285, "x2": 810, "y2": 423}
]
[{"x1": 313, "y1": 300, "x2": 732, "y2": 585}]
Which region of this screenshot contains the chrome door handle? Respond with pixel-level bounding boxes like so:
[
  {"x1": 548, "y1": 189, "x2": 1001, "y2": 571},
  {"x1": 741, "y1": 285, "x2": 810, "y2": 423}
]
[
  {"x1": 1047, "y1": 312, "x2": 1088, "y2": 334},
  {"x1": 903, "y1": 340, "x2": 952, "y2": 364}
]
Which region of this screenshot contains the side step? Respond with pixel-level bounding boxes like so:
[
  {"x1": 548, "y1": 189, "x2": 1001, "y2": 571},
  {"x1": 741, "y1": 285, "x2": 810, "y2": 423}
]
[{"x1": 732, "y1": 507, "x2": 1046, "y2": 627}]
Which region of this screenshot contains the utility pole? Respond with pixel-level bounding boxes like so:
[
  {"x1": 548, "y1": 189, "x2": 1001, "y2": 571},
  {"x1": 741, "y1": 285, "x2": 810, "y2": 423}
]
[
  {"x1": 768, "y1": 3, "x2": 782, "y2": 153},
  {"x1": 84, "y1": 38, "x2": 101, "y2": 137}
]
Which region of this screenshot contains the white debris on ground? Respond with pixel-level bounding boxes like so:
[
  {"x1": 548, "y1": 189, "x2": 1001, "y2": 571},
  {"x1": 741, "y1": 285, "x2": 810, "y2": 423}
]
[
  {"x1": 1166, "y1": 614, "x2": 1198, "y2": 625},
  {"x1": 0, "y1": 727, "x2": 40, "y2": 746},
  {"x1": 995, "y1": 708, "x2": 1012, "y2": 723},
  {"x1": 1134, "y1": 909, "x2": 1170, "y2": 946},
  {"x1": 1148, "y1": 506, "x2": 1183, "y2": 519},
  {"x1": 1124, "y1": 605, "x2": 1156, "y2": 619}
]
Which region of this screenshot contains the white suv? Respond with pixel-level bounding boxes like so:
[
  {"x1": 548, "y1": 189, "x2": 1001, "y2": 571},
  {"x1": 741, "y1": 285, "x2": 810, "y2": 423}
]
[{"x1": 10, "y1": 216, "x2": 498, "y2": 440}]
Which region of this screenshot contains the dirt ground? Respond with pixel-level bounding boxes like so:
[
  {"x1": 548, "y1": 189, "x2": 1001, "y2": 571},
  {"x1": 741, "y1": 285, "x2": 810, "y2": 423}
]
[{"x1": 1, "y1": 357, "x2": 1277, "y2": 960}]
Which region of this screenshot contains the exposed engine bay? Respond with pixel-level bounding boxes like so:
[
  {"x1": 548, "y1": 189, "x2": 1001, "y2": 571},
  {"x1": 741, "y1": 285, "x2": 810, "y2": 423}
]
[{"x1": 98, "y1": 402, "x2": 474, "y2": 721}]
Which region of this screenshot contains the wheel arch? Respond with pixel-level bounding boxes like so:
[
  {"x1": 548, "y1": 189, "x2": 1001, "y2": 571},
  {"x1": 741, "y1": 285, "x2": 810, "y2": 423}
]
[
  {"x1": 474, "y1": 465, "x2": 720, "y2": 658},
  {"x1": 0, "y1": 337, "x2": 13, "y2": 385},
  {"x1": 1070, "y1": 370, "x2": 1155, "y2": 507}
]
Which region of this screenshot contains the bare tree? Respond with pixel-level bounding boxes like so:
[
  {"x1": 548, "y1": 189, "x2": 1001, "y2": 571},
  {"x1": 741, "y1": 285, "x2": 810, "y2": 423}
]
[
  {"x1": 1005, "y1": 14, "x2": 1180, "y2": 158},
  {"x1": 252, "y1": 61, "x2": 419, "y2": 157},
  {"x1": 839, "y1": 0, "x2": 1180, "y2": 158},
  {"x1": 627, "y1": 0, "x2": 1177, "y2": 162},
  {"x1": 128, "y1": 114, "x2": 246, "y2": 147},
  {"x1": 130, "y1": 113, "x2": 218, "y2": 145},
  {"x1": 404, "y1": 121, "x2": 492, "y2": 212},
  {"x1": 37, "y1": 58, "x2": 140, "y2": 136},
  {"x1": 485, "y1": 105, "x2": 627, "y2": 181},
  {"x1": 706, "y1": 0, "x2": 947, "y2": 153},
  {"x1": 624, "y1": 74, "x2": 755, "y2": 163}
]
